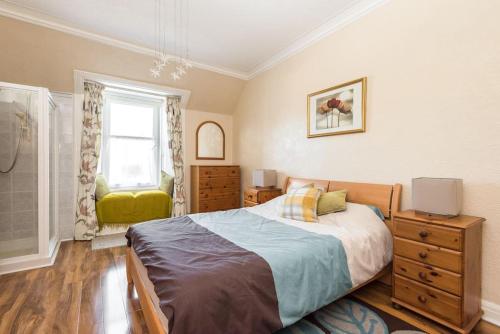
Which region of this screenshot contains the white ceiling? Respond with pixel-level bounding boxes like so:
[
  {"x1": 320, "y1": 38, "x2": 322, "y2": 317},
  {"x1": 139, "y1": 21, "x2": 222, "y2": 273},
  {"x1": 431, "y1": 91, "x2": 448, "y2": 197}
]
[{"x1": 1, "y1": 0, "x2": 385, "y2": 78}]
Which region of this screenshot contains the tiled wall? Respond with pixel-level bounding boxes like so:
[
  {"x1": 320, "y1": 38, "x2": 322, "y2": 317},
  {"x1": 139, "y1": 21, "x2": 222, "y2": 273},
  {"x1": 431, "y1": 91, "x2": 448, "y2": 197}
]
[{"x1": 0, "y1": 93, "x2": 38, "y2": 257}]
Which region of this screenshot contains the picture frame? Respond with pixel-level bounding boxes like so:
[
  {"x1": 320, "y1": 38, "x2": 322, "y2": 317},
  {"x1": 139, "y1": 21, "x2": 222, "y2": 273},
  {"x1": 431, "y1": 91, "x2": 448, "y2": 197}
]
[{"x1": 307, "y1": 77, "x2": 366, "y2": 138}]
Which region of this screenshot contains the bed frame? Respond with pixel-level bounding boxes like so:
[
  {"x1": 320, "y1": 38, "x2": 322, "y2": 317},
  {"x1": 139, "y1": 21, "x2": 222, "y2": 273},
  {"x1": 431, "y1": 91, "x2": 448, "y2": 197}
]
[{"x1": 126, "y1": 177, "x2": 402, "y2": 334}]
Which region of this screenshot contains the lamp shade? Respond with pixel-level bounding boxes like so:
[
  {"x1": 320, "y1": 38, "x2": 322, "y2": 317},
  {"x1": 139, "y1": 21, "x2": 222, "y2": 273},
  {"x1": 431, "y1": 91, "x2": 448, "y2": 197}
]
[
  {"x1": 252, "y1": 169, "x2": 277, "y2": 188},
  {"x1": 412, "y1": 177, "x2": 463, "y2": 216}
]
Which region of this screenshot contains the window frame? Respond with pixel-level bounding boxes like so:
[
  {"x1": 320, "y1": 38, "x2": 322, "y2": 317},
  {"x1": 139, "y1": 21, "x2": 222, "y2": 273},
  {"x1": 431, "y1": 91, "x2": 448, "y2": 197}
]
[{"x1": 101, "y1": 89, "x2": 165, "y2": 190}]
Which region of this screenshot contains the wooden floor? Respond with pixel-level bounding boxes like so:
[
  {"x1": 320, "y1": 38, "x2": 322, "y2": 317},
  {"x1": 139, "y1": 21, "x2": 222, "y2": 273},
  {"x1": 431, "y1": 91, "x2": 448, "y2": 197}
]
[
  {"x1": 0, "y1": 241, "x2": 147, "y2": 334},
  {"x1": 0, "y1": 240, "x2": 499, "y2": 334}
]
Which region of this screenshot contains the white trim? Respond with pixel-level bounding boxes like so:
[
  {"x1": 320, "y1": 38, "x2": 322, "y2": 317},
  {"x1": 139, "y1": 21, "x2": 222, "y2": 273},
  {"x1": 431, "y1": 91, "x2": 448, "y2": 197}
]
[
  {"x1": 483, "y1": 299, "x2": 500, "y2": 326},
  {"x1": 0, "y1": 1, "x2": 248, "y2": 80},
  {"x1": 38, "y1": 87, "x2": 49, "y2": 258},
  {"x1": 0, "y1": 240, "x2": 60, "y2": 275},
  {"x1": 0, "y1": 0, "x2": 389, "y2": 80},
  {"x1": 247, "y1": 0, "x2": 389, "y2": 79},
  {"x1": 60, "y1": 238, "x2": 74, "y2": 242},
  {"x1": 74, "y1": 70, "x2": 191, "y2": 109},
  {"x1": 101, "y1": 90, "x2": 163, "y2": 189}
]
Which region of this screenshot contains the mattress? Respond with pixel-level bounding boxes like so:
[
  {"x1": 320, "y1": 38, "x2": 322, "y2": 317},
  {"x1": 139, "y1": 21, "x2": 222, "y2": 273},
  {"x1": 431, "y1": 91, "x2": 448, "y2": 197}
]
[{"x1": 126, "y1": 196, "x2": 393, "y2": 333}]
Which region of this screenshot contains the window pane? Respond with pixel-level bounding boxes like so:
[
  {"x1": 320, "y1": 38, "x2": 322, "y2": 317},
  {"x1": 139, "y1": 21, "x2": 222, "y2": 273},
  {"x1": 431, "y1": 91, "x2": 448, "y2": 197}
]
[
  {"x1": 108, "y1": 138, "x2": 157, "y2": 187},
  {"x1": 109, "y1": 102, "x2": 154, "y2": 137}
]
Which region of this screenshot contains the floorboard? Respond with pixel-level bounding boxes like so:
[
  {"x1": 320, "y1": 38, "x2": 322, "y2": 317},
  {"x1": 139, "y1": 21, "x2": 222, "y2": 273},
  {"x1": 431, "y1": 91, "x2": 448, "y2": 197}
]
[{"x1": 0, "y1": 240, "x2": 498, "y2": 333}]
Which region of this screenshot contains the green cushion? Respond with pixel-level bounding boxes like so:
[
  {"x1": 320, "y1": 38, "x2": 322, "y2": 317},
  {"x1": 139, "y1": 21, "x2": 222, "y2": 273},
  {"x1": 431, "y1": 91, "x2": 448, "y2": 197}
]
[
  {"x1": 95, "y1": 174, "x2": 110, "y2": 201},
  {"x1": 160, "y1": 171, "x2": 174, "y2": 196},
  {"x1": 96, "y1": 190, "x2": 172, "y2": 228},
  {"x1": 317, "y1": 190, "x2": 347, "y2": 216}
]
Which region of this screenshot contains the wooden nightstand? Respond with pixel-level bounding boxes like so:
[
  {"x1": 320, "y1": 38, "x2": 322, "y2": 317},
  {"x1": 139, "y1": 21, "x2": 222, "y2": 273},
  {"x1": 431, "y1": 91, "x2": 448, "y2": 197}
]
[
  {"x1": 392, "y1": 210, "x2": 484, "y2": 334},
  {"x1": 243, "y1": 187, "x2": 282, "y2": 207}
]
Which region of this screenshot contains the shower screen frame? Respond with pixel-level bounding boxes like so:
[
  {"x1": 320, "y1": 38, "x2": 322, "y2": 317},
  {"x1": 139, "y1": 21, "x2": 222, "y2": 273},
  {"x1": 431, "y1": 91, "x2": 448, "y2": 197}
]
[{"x1": 0, "y1": 81, "x2": 60, "y2": 273}]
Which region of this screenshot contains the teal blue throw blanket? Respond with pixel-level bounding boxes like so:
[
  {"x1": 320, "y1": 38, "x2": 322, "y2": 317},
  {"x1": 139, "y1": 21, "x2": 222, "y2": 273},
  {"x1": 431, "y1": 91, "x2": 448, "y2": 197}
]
[{"x1": 191, "y1": 209, "x2": 353, "y2": 326}]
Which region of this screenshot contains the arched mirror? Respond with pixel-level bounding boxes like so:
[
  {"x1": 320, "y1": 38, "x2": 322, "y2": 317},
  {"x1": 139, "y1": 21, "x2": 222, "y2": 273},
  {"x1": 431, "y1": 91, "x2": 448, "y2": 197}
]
[{"x1": 196, "y1": 121, "x2": 225, "y2": 160}]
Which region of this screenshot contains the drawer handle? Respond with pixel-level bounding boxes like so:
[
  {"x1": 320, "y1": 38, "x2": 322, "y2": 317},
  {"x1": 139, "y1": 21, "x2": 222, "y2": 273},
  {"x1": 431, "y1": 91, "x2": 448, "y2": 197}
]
[
  {"x1": 419, "y1": 230, "x2": 428, "y2": 238},
  {"x1": 418, "y1": 252, "x2": 428, "y2": 259},
  {"x1": 418, "y1": 295, "x2": 427, "y2": 303},
  {"x1": 418, "y1": 272, "x2": 432, "y2": 283}
]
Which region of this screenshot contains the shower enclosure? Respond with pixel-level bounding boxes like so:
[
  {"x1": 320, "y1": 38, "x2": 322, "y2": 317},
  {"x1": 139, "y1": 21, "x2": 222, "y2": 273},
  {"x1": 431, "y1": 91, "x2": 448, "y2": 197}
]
[{"x1": 0, "y1": 81, "x2": 60, "y2": 274}]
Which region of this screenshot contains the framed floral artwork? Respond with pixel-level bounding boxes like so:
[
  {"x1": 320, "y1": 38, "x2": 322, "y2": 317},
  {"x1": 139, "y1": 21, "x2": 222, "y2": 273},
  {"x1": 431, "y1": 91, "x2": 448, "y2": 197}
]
[{"x1": 307, "y1": 77, "x2": 366, "y2": 138}]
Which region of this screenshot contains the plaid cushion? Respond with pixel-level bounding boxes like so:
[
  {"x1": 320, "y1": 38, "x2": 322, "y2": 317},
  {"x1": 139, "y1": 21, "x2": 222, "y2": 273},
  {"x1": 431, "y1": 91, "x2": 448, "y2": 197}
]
[{"x1": 281, "y1": 185, "x2": 322, "y2": 222}]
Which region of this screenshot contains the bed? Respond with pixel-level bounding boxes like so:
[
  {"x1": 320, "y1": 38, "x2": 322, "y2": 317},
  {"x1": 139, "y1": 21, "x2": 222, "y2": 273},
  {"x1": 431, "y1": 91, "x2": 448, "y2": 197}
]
[{"x1": 126, "y1": 177, "x2": 402, "y2": 334}]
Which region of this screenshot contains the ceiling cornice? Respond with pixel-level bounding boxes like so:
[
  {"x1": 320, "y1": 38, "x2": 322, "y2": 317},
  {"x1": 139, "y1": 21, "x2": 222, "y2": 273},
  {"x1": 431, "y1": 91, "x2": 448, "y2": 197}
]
[
  {"x1": 247, "y1": 0, "x2": 389, "y2": 79},
  {"x1": 0, "y1": 0, "x2": 388, "y2": 81},
  {"x1": 0, "y1": 1, "x2": 249, "y2": 80}
]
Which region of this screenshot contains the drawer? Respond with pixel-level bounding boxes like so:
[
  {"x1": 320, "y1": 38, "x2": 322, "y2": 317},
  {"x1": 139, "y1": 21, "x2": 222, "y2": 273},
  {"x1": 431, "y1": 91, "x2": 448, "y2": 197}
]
[
  {"x1": 199, "y1": 197, "x2": 240, "y2": 212},
  {"x1": 244, "y1": 200, "x2": 257, "y2": 207},
  {"x1": 199, "y1": 177, "x2": 240, "y2": 190},
  {"x1": 244, "y1": 189, "x2": 282, "y2": 203},
  {"x1": 394, "y1": 275, "x2": 461, "y2": 326},
  {"x1": 394, "y1": 218, "x2": 462, "y2": 251},
  {"x1": 244, "y1": 189, "x2": 258, "y2": 202},
  {"x1": 199, "y1": 188, "x2": 240, "y2": 200},
  {"x1": 258, "y1": 190, "x2": 282, "y2": 203},
  {"x1": 394, "y1": 237, "x2": 462, "y2": 273},
  {"x1": 198, "y1": 166, "x2": 240, "y2": 178},
  {"x1": 394, "y1": 256, "x2": 462, "y2": 296}
]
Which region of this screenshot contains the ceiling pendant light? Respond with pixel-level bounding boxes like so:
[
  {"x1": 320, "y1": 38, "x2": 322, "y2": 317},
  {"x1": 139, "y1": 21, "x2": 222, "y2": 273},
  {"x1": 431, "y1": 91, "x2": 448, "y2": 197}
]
[{"x1": 150, "y1": 0, "x2": 191, "y2": 80}]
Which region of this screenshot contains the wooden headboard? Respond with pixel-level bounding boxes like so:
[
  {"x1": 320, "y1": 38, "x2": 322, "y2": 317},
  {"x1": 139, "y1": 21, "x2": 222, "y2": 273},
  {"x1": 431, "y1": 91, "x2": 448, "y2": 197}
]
[{"x1": 283, "y1": 177, "x2": 402, "y2": 223}]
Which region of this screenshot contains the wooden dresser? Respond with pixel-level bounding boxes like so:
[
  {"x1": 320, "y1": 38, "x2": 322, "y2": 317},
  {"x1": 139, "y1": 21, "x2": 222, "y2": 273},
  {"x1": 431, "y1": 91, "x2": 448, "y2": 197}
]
[
  {"x1": 243, "y1": 187, "x2": 282, "y2": 207},
  {"x1": 392, "y1": 210, "x2": 484, "y2": 334},
  {"x1": 190, "y1": 165, "x2": 240, "y2": 213}
]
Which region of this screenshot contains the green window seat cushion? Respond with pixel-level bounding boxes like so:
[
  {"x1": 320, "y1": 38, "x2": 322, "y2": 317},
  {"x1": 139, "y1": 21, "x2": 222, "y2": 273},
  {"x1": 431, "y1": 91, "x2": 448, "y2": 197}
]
[{"x1": 96, "y1": 190, "x2": 172, "y2": 228}]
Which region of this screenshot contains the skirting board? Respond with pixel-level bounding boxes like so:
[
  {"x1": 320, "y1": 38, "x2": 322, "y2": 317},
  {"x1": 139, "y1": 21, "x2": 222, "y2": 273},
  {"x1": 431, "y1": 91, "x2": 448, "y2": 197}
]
[
  {"x1": 483, "y1": 300, "x2": 500, "y2": 327},
  {"x1": 60, "y1": 238, "x2": 74, "y2": 242}
]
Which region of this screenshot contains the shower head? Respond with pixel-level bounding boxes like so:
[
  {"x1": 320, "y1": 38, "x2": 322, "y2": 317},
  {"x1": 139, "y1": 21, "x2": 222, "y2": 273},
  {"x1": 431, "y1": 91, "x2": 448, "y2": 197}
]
[
  {"x1": 14, "y1": 106, "x2": 31, "y2": 141},
  {"x1": 16, "y1": 110, "x2": 27, "y2": 122}
]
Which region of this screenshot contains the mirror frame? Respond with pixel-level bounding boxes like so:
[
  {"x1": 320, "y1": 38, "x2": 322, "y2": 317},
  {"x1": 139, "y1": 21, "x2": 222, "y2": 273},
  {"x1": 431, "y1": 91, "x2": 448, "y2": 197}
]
[{"x1": 196, "y1": 121, "x2": 225, "y2": 160}]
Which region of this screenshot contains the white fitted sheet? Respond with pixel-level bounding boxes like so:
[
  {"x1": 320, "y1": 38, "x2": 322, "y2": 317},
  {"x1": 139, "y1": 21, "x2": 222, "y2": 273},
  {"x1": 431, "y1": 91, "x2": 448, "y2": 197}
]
[{"x1": 245, "y1": 195, "x2": 393, "y2": 287}]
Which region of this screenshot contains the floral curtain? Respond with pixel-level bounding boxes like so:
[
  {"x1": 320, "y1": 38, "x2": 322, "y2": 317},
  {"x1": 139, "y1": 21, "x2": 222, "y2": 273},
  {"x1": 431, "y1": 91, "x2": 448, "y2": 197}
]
[
  {"x1": 166, "y1": 96, "x2": 187, "y2": 216},
  {"x1": 74, "y1": 81, "x2": 104, "y2": 240}
]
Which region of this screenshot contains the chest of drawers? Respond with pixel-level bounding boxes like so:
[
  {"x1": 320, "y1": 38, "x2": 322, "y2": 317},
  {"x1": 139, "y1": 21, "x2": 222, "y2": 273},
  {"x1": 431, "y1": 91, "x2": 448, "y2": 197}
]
[
  {"x1": 190, "y1": 165, "x2": 240, "y2": 213},
  {"x1": 392, "y1": 210, "x2": 484, "y2": 334}
]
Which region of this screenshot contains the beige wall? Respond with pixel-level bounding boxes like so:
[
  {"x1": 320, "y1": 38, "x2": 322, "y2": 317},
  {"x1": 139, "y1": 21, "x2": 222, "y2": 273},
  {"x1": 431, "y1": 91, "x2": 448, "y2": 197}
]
[
  {"x1": 234, "y1": 0, "x2": 500, "y2": 305},
  {"x1": 184, "y1": 110, "x2": 234, "y2": 212},
  {"x1": 0, "y1": 16, "x2": 245, "y2": 114}
]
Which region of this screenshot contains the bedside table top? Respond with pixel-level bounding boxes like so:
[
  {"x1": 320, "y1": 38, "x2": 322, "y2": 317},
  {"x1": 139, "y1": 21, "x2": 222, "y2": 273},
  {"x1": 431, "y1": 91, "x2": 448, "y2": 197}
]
[
  {"x1": 394, "y1": 210, "x2": 485, "y2": 229},
  {"x1": 246, "y1": 187, "x2": 282, "y2": 193}
]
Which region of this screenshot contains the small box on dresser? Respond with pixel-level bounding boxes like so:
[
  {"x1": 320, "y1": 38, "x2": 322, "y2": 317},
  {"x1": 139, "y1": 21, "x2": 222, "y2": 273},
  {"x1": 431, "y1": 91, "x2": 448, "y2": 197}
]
[
  {"x1": 191, "y1": 165, "x2": 241, "y2": 213},
  {"x1": 392, "y1": 210, "x2": 484, "y2": 334},
  {"x1": 243, "y1": 187, "x2": 282, "y2": 207}
]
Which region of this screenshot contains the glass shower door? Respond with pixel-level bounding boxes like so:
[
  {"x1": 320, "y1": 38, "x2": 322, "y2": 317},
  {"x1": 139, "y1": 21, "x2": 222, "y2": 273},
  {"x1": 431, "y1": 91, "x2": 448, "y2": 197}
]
[
  {"x1": 0, "y1": 85, "x2": 39, "y2": 259},
  {"x1": 48, "y1": 96, "x2": 58, "y2": 252}
]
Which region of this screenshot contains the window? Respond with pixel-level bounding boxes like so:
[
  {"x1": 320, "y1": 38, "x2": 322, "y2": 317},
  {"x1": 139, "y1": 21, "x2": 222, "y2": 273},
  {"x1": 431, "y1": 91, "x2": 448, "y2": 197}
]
[{"x1": 101, "y1": 89, "x2": 165, "y2": 189}]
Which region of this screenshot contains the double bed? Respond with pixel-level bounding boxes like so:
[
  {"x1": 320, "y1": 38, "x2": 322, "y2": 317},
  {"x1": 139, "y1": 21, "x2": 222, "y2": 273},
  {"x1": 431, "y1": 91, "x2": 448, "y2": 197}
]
[{"x1": 126, "y1": 177, "x2": 402, "y2": 334}]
